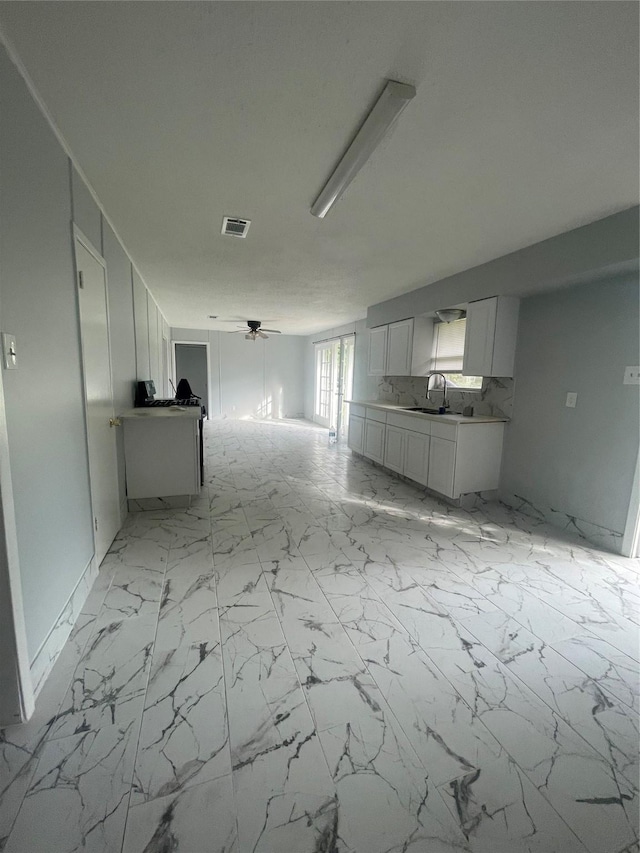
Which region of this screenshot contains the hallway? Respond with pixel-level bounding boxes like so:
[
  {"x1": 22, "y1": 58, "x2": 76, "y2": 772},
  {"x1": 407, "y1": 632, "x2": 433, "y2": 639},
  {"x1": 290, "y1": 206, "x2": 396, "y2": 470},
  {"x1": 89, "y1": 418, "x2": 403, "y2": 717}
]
[{"x1": 0, "y1": 419, "x2": 638, "y2": 852}]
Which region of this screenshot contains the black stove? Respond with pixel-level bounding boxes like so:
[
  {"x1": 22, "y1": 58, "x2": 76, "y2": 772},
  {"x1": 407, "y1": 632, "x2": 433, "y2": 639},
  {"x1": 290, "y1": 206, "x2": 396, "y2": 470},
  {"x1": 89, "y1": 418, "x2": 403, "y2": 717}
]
[{"x1": 141, "y1": 398, "x2": 201, "y2": 407}]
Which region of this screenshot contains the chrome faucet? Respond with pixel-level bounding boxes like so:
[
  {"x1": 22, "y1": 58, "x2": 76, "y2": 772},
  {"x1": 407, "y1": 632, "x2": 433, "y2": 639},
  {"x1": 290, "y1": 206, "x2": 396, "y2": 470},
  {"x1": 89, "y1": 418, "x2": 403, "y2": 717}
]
[{"x1": 426, "y1": 372, "x2": 448, "y2": 410}]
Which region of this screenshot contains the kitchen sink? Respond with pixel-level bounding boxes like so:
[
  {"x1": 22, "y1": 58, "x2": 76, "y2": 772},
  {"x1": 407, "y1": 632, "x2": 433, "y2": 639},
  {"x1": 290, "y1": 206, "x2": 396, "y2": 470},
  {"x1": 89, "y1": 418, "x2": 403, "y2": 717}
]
[{"x1": 401, "y1": 406, "x2": 447, "y2": 415}]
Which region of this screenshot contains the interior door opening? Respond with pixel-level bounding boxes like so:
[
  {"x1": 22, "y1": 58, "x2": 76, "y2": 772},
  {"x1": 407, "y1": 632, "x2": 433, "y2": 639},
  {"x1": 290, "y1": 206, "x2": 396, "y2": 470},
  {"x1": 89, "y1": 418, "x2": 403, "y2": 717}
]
[{"x1": 173, "y1": 342, "x2": 210, "y2": 417}]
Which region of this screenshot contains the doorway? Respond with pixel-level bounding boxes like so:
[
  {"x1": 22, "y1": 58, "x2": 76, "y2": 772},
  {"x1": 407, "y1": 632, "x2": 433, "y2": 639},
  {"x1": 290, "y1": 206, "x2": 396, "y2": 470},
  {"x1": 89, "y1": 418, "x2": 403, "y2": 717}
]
[
  {"x1": 74, "y1": 228, "x2": 121, "y2": 567},
  {"x1": 173, "y1": 342, "x2": 209, "y2": 416},
  {"x1": 313, "y1": 334, "x2": 355, "y2": 439}
]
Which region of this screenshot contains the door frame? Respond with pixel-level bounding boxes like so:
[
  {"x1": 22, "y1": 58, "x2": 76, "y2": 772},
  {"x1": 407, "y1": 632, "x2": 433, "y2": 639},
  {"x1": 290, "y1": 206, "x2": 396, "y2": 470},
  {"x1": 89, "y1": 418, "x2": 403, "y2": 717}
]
[
  {"x1": 622, "y1": 449, "x2": 640, "y2": 557},
  {"x1": 72, "y1": 224, "x2": 121, "y2": 560},
  {"x1": 172, "y1": 340, "x2": 210, "y2": 417},
  {"x1": 312, "y1": 334, "x2": 356, "y2": 438},
  {"x1": 0, "y1": 367, "x2": 35, "y2": 725}
]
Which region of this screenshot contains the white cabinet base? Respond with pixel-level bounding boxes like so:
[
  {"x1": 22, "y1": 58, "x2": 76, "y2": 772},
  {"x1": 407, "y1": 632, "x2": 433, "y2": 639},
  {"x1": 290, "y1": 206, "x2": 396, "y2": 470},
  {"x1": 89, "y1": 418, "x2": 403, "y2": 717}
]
[{"x1": 123, "y1": 410, "x2": 201, "y2": 500}]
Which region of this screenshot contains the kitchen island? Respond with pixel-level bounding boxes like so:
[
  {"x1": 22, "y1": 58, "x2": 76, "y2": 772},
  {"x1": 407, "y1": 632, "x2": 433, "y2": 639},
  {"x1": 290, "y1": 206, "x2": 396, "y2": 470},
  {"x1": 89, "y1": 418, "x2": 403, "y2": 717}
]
[{"x1": 121, "y1": 406, "x2": 202, "y2": 510}]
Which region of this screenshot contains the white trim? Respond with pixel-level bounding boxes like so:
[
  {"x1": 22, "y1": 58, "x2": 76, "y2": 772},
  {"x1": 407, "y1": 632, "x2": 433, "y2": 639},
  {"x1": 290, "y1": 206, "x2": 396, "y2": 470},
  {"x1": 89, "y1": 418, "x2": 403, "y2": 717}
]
[
  {"x1": 0, "y1": 365, "x2": 35, "y2": 724},
  {"x1": 621, "y1": 449, "x2": 640, "y2": 557},
  {"x1": 30, "y1": 556, "x2": 98, "y2": 697}
]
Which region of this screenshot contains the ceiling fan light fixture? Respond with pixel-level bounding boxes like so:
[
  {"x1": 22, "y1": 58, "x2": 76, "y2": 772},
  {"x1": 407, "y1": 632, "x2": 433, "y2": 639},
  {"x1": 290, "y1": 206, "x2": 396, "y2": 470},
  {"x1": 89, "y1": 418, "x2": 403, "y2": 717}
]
[
  {"x1": 311, "y1": 79, "x2": 417, "y2": 219},
  {"x1": 435, "y1": 308, "x2": 466, "y2": 324}
]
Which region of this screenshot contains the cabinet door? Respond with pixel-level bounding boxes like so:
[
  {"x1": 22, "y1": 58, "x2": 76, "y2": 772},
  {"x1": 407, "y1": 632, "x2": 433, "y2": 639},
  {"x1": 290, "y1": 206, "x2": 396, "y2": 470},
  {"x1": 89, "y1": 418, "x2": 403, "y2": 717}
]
[
  {"x1": 428, "y1": 436, "x2": 456, "y2": 498},
  {"x1": 348, "y1": 415, "x2": 364, "y2": 453},
  {"x1": 404, "y1": 431, "x2": 429, "y2": 486},
  {"x1": 363, "y1": 419, "x2": 386, "y2": 464},
  {"x1": 386, "y1": 319, "x2": 414, "y2": 376},
  {"x1": 368, "y1": 326, "x2": 388, "y2": 376},
  {"x1": 384, "y1": 425, "x2": 405, "y2": 473},
  {"x1": 463, "y1": 297, "x2": 497, "y2": 376}
]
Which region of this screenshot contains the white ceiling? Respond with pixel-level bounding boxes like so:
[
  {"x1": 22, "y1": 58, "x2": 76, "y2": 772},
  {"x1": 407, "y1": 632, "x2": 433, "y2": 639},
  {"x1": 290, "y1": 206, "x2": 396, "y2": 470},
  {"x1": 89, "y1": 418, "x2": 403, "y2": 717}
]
[{"x1": 0, "y1": 2, "x2": 637, "y2": 335}]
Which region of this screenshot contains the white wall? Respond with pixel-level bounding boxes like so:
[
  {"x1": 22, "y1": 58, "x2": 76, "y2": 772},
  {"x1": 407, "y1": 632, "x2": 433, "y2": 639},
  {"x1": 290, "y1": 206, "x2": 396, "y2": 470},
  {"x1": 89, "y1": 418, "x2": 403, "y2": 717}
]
[
  {"x1": 172, "y1": 328, "x2": 306, "y2": 419},
  {"x1": 0, "y1": 42, "x2": 167, "y2": 664},
  {"x1": 303, "y1": 319, "x2": 378, "y2": 421}
]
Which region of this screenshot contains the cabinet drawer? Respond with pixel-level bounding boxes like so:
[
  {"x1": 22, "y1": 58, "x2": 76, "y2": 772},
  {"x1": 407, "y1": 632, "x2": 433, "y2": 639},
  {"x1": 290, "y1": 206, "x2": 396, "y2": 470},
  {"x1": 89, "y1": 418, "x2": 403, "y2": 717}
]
[
  {"x1": 349, "y1": 403, "x2": 365, "y2": 418},
  {"x1": 387, "y1": 412, "x2": 431, "y2": 435},
  {"x1": 430, "y1": 421, "x2": 458, "y2": 441},
  {"x1": 365, "y1": 407, "x2": 387, "y2": 423}
]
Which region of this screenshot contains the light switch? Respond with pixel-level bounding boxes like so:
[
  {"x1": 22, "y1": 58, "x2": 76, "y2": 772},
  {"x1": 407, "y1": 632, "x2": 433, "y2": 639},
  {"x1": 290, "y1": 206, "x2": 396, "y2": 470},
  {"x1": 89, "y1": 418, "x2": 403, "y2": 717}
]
[
  {"x1": 2, "y1": 333, "x2": 17, "y2": 370},
  {"x1": 565, "y1": 392, "x2": 577, "y2": 408},
  {"x1": 623, "y1": 366, "x2": 640, "y2": 385}
]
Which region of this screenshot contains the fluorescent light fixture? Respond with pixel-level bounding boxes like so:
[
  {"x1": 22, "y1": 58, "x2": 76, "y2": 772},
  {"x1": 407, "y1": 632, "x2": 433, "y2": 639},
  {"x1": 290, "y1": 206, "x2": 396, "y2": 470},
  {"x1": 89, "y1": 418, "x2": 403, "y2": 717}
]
[{"x1": 311, "y1": 79, "x2": 416, "y2": 219}]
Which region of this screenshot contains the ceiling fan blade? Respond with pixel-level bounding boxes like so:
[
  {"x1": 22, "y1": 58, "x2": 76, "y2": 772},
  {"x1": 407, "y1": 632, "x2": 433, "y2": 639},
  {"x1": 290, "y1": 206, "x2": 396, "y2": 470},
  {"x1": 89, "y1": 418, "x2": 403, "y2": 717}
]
[
  {"x1": 257, "y1": 330, "x2": 268, "y2": 339},
  {"x1": 261, "y1": 328, "x2": 281, "y2": 334},
  {"x1": 227, "y1": 329, "x2": 246, "y2": 333}
]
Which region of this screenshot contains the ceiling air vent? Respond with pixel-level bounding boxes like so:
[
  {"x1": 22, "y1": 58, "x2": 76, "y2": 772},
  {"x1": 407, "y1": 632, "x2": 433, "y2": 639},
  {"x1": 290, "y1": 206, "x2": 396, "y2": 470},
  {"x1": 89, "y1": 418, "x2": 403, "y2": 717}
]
[{"x1": 221, "y1": 216, "x2": 251, "y2": 238}]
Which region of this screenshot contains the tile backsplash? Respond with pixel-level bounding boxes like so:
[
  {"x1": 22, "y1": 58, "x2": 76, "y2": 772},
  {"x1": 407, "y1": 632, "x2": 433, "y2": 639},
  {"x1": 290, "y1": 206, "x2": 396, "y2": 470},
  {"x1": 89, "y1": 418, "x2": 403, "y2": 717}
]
[{"x1": 377, "y1": 375, "x2": 514, "y2": 418}]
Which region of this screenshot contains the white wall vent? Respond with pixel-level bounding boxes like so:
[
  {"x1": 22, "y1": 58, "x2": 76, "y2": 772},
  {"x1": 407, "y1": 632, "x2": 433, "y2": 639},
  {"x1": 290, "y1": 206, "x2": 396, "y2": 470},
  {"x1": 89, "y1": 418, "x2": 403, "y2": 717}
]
[{"x1": 221, "y1": 216, "x2": 251, "y2": 238}]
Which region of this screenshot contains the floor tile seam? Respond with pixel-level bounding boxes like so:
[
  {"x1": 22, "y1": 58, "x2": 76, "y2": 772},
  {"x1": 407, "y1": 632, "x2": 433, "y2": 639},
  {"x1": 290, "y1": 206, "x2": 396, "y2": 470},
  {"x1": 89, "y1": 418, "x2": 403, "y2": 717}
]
[
  {"x1": 0, "y1": 746, "x2": 44, "y2": 852},
  {"x1": 434, "y1": 602, "x2": 640, "y2": 787},
  {"x1": 414, "y1": 553, "x2": 623, "y2": 658},
  {"x1": 119, "y1": 551, "x2": 171, "y2": 853},
  {"x1": 504, "y1": 563, "x2": 640, "y2": 631},
  {"x1": 384, "y1": 626, "x2": 609, "y2": 853},
  {"x1": 254, "y1": 563, "x2": 343, "y2": 786},
  {"x1": 290, "y1": 554, "x2": 443, "y2": 778},
  {"x1": 204, "y1": 576, "x2": 241, "y2": 853},
  {"x1": 544, "y1": 639, "x2": 639, "y2": 714},
  {"x1": 353, "y1": 564, "x2": 612, "y2": 776}
]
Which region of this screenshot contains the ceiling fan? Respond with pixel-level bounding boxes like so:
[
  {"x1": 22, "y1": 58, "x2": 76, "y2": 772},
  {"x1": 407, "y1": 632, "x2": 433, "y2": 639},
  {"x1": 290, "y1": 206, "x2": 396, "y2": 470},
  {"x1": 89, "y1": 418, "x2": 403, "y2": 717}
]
[{"x1": 228, "y1": 320, "x2": 282, "y2": 340}]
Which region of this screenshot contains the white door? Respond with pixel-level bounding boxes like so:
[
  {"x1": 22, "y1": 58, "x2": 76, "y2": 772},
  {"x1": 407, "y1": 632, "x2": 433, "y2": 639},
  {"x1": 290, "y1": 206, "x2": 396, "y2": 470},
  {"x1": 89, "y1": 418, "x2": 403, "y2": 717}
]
[
  {"x1": 384, "y1": 425, "x2": 405, "y2": 473},
  {"x1": 75, "y1": 234, "x2": 121, "y2": 566},
  {"x1": 386, "y1": 319, "x2": 414, "y2": 376},
  {"x1": 368, "y1": 326, "x2": 388, "y2": 375}
]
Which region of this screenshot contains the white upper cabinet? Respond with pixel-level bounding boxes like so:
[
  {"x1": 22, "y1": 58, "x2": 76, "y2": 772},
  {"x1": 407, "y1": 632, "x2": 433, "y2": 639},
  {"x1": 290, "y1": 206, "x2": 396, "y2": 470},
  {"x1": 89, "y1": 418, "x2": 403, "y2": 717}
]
[
  {"x1": 368, "y1": 325, "x2": 388, "y2": 376},
  {"x1": 463, "y1": 296, "x2": 519, "y2": 377},
  {"x1": 386, "y1": 319, "x2": 414, "y2": 376},
  {"x1": 368, "y1": 317, "x2": 433, "y2": 376}
]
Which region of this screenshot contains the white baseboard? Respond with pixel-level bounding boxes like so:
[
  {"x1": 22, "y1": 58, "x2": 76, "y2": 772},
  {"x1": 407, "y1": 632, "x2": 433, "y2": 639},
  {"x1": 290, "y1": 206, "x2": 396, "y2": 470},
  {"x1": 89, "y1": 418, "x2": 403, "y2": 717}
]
[{"x1": 30, "y1": 555, "x2": 98, "y2": 697}]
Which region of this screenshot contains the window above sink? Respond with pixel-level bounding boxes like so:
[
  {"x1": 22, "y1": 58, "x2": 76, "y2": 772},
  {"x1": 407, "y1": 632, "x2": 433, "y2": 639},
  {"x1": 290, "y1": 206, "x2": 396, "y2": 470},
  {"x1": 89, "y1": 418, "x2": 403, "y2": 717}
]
[{"x1": 430, "y1": 318, "x2": 482, "y2": 390}]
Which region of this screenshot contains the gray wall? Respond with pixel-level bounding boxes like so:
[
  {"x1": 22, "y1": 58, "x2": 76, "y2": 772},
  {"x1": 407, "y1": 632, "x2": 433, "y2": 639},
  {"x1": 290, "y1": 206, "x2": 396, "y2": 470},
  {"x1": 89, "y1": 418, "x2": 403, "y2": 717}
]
[
  {"x1": 172, "y1": 329, "x2": 306, "y2": 419},
  {"x1": 500, "y1": 275, "x2": 640, "y2": 534},
  {"x1": 0, "y1": 47, "x2": 94, "y2": 660},
  {"x1": 304, "y1": 319, "x2": 378, "y2": 421},
  {"x1": 367, "y1": 207, "x2": 639, "y2": 328},
  {"x1": 0, "y1": 43, "x2": 167, "y2": 661}
]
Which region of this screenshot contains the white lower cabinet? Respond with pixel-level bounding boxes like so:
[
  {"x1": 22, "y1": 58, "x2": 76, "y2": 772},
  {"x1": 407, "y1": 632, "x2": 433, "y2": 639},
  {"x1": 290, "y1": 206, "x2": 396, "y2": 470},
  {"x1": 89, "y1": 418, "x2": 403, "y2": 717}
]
[
  {"x1": 348, "y1": 414, "x2": 364, "y2": 453},
  {"x1": 427, "y1": 437, "x2": 456, "y2": 497},
  {"x1": 404, "y1": 431, "x2": 430, "y2": 486},
  {"x1": 363, "y1": 419, "x2": 386, "y2": 464},
  {"x1": 384, "y1": 425, "x2": 405, "y2": 473},
  {"x1": 349, "y1": 404, "x2": 505, "y2": 501}
]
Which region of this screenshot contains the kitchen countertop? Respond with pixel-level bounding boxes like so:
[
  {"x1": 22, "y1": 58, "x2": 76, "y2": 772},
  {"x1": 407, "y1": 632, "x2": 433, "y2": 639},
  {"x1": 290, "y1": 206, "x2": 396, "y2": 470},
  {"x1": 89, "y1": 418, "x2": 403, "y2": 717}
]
[
  {"x1": 121, "y1": 407, "x2": 202, "y2": 420},
  {"x1": 346, "y1": 400, "x2": 508, "y2": 424}
]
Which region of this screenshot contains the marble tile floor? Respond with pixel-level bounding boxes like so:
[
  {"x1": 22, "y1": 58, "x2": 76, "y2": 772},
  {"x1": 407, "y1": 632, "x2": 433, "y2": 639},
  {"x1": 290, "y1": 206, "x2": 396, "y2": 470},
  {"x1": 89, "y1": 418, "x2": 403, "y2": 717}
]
[{"x1": 1, "y1": 418, "x2": 638, "y2": 853}]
